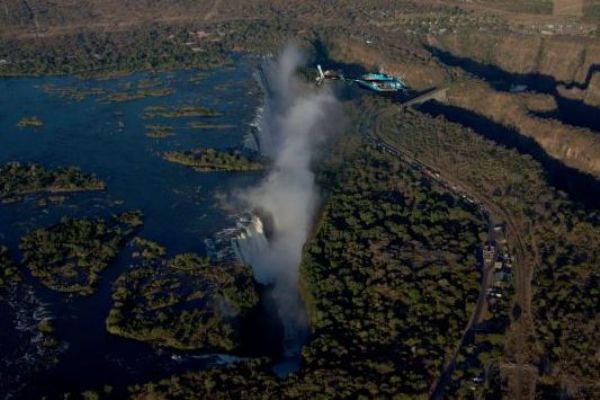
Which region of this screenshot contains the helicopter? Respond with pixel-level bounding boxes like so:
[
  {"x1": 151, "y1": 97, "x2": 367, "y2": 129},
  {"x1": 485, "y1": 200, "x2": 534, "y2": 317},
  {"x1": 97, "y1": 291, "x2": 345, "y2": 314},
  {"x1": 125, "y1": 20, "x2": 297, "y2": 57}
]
[{"x1": 316, "y1": 64, "x2": 409, "y2": 94}]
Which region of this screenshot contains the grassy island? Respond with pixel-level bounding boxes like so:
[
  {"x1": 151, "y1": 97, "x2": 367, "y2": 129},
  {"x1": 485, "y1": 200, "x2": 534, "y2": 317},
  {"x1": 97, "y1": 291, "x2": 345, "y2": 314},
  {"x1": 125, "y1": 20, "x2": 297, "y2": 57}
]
[
  {"x1": 106, "y1": 246, "x2": 258, "y2": 351},
  {"x1": 0, "y1": 246, "x2": 20, "y2": 294},
  {"x1": 187, "y1": 122, "x2": 235, "y2": 130},
  {"x1": 102, "y1": 87, "x2": 174, "y2": 103},
  {"x1": 17, "y1": 116, "x2": 44, "y2": 128},
  {"x1": 145, "y1": 125, "x2": 174, "y2": 138},
  {"x1": 20, "y1": 211, "x2": 143, "y2": 295},
  {"x1": 164, "y1": 148, "x2": 265, "y2": 172},
  {"x1": 40, "y1": 84, "x2": 107, "y2": 102},
  {"x1": 144, "y1": 105, "x2": 221, "y2": 119},
  {"x1": 0, "y1": 162, "x2": 106, "y2": 202},
  {"x1": 130, "y1": 237, "x2": 167, "y2": 260}
]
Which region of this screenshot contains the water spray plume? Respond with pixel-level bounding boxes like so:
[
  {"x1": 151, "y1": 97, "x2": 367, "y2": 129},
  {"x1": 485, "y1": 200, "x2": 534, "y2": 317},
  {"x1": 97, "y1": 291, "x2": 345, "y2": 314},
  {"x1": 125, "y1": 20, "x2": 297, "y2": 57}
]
[{"x1": 236, "y1": 44, "x2": 342, "y2": 375}]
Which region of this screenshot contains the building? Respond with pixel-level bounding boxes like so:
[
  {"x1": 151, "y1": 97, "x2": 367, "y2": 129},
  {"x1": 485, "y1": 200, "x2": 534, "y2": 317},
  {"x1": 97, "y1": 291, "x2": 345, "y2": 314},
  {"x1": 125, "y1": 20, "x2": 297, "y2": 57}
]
[{"x1": 482, "y1": 245, "x2": 495, "y2": 264}]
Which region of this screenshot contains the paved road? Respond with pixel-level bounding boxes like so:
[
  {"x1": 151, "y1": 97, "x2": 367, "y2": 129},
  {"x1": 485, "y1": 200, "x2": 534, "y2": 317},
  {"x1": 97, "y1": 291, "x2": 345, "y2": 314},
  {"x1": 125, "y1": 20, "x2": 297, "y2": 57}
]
[
  {"x1": 429, "y1": 223, "x2": 496, "y2": 400},
  {"x1": 367, "y1": 134, "x2": 498, "y2": 399}
]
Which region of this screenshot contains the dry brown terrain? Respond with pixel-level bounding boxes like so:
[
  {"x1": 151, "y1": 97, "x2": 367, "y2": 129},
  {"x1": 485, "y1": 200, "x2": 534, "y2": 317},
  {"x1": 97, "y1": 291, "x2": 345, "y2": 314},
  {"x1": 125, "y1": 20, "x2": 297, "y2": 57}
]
[
  {"x1": 428, "y1": 33, "x2": 600, "y2": 106},
  {"x1": 554, "y1": 0, "x2": 584, "y2": 16},
  {"x1": 447, "y1": 81, "x2": 600, "y2": 175}
]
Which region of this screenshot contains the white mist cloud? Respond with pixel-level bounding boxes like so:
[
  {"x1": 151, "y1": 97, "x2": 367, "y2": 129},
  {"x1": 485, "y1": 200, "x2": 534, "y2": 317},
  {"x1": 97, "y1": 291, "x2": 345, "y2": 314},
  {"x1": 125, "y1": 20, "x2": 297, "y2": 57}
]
[{"x1": 238, "y1": 44, "x2": 342, "y2": 370}]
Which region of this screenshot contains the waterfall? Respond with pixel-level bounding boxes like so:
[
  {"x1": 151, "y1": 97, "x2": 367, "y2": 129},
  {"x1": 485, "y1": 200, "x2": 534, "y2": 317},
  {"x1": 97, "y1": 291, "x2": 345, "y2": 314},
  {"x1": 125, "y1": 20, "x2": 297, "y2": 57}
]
[
  {"x1": 234, "y1": 45, "x2": 341, "y2": 375},
  {"x1": 232, "y1": 215, "x2": 270, "y2": 283},
  {"x1": 207, "y1": 45, "x2": 341, "y2": 376}
]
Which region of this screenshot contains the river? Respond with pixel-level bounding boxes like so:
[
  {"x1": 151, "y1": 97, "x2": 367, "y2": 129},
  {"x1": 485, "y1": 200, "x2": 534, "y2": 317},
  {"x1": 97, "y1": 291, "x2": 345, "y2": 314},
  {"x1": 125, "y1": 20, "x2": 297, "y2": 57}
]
[{"x1": 0, "y1": 56, "x2": 274, "y2": 398}]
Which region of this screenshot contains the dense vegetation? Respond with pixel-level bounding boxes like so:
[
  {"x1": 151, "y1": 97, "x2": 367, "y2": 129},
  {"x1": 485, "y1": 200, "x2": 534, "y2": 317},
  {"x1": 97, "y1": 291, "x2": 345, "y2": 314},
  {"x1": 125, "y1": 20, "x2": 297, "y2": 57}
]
[
  {"x1": 128, "y1": 97, "x2": 599, "y2": 398},
  {"x1": 0, "y1": 246, "x2": 20, "y2": 294},
  {"x1": 129, "y1": 131, "x2": 487, "y2": 398},
  {"x1": 130, "y1": 237, "x2": 167, "y2": 261},
  {"x1": 0, "y1": 24, "x2": 231, "y2": 76},
  {"x1": 129, "y1": 359, "x2": 277, "y2": 399},
  {"x1": 0, "y1": 1, "x2": 534, "y2": 78},
  {"x1": 0, "y1": 162, "x2": 105, "y2": 202},
  {"x1": 164, "y1": 148, "x2": 265, "y2": 172},
  {"x1": 368, "y1": 99, "x2": 600, "y2": 397},
  {"x1": 106, "y1": 243, "x2": 258, "y2": 351},
  {"x1": 445, "y1": 289, "x2": 513, "y2": 398},
  {"x1": 0, "y1": 5, "x2": 596, "y2": 395},
  {"x1": 533, "y1": 215, "x2": 600, "y2": 395},
  {"x1": 294, "y1": 143, "x2": 485, "y2": 397},
  {"x1": 20, "y1": 211, "x2": 143, "y2": 295}
]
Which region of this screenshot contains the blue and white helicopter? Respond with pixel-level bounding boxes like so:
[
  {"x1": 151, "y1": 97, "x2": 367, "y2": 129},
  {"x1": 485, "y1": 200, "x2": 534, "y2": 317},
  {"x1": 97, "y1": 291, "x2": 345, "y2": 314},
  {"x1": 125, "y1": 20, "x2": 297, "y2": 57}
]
[{"x1": 316, "y1": 64, "x2": 409, "y2": 94}]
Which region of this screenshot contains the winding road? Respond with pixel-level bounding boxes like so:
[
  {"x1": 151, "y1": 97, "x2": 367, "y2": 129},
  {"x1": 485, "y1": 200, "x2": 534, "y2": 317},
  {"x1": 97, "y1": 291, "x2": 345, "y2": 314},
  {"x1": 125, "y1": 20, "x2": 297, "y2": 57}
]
[
  {"x1": 367, "y1": 108, "x2": 537, "y2": 399},
  {"x1": 368, "y1": 134, "x2": 496, "y2": 399}
]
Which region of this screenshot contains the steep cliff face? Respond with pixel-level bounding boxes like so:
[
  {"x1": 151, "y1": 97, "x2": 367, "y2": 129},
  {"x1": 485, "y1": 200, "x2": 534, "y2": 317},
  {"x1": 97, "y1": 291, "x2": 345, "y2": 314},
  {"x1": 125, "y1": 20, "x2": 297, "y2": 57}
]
[
  {"x1": 559, "y1": 71, "x2": 600, "y2": 105},
  {"x1": 429, "y1": 33, "x2": 600, "y2": 107},
  {"x1": 420, "y1": 32, "x2": 600, "y2": 177},
  {"x1": 325, "y1": 32, "x2": 600, "y2": 178},
  {"x1": 448, "y1": 81, "x2": 600, "y2": 176},
  {"x1": 325, "y1": 34, "x2": 449, "y2": 90}
]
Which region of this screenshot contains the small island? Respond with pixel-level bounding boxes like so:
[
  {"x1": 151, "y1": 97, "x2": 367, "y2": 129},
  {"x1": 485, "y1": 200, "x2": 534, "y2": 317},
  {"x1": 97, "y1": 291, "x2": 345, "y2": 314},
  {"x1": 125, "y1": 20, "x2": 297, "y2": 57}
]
[
  {"x1": 37, "y1": 317, "x2": 59, "y2": 348},
  {"x1": 0, "y1": 246, "x2": 20, "y2": 294},
  {"x1": 40, "y1": 84, "x2": 107, "y2": 102},
  {"x1": 144, "y1": 105, "x2": 220, "y2": 119},
  {"x1": 102, "y1": 87, "x2": 173, "y2": 103},
  {"x1": 17, "y1": 116, "x2": 44, "y2": 128},
  {"x1": 0, "y1": 162, "x2": 106, "y2": 202},
  {"x1": 145, "y1": 125, "x2": 174, "y2": 138},
  {"x1": 187, "y1": 122, "x2": 234, "y2": 129},
  {"x1": 131, "y1": 237, "x2": 167, "y2": 260},
  {"x1": 20, "y1": 211, "x2": 143, "y2": 295},
  {"x1": 163, "y1": 148, "x2": 265, "y2": 172},
  {"x1": 106, "y1": 243, "x2": 258, "y2": 351}
]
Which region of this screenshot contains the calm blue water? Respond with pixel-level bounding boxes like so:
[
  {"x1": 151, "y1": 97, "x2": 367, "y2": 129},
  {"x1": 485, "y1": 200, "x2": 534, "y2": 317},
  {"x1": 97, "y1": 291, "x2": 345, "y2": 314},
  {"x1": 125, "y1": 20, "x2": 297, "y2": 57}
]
[{"x1": 0, "y1": 57, "x2": 265, "y2": 398}]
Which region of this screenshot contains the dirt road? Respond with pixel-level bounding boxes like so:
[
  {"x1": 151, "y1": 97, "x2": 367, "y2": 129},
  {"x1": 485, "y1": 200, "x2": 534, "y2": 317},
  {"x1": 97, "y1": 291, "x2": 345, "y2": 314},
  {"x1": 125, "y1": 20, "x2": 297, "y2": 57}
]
[{"x1": 370, "y1": 106, "x2": 540, "y2": 399}]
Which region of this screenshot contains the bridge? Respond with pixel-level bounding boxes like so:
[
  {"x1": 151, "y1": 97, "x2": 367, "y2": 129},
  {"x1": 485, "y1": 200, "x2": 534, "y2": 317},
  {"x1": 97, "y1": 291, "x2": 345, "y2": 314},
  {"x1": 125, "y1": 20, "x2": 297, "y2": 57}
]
[{"x1": 400, "y1": 86, "x2": 449, "y2": 109}]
